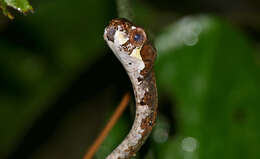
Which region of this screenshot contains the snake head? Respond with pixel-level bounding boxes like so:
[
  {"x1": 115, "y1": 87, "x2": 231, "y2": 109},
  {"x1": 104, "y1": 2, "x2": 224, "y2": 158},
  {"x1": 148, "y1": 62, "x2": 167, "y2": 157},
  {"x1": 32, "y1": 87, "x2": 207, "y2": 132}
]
[{"x1": 104, "y1": 18, "x2": 156, "y2": 77}]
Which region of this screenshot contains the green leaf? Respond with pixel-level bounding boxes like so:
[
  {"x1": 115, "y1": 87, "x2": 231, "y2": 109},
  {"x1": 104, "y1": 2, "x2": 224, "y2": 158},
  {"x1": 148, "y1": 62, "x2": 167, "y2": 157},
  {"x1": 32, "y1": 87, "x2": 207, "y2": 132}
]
[
  {"x1": 4, "y1": 0, "x2": 32, "y2": 12},
  {"x1": 0, "y1": 0, "x2": 33, "y2": 19},
  {"x1": 0, "y1": 0, "x2": 12, "y2": 18},
  {"x1": 155, "y1": 15, "x2": 260, "y2": 159}
]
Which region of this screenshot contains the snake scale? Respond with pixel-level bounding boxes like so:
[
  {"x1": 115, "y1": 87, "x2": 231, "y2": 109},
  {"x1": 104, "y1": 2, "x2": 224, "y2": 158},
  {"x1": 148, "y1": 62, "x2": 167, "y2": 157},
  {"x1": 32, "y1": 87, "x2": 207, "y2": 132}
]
[{"x1": 104, "y1": 18, "x2": 158, "y2": 159}]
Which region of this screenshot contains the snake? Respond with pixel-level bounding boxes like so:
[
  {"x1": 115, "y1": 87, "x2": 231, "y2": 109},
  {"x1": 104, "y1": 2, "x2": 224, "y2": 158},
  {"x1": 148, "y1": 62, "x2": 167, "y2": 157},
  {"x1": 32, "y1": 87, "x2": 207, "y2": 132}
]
[{"x1": 104, "y1": 18, "x2": 158, "y2": 159}]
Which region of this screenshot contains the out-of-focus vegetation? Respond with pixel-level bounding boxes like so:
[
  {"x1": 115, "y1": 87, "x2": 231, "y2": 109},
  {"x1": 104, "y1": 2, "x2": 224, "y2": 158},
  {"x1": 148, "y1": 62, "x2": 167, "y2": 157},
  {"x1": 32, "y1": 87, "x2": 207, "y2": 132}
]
[
  {"x1": 0, "y1": 0, "x2": 33, "y2": 19},
  {"x1": 0, "y1": 0, "x2": 260, "y2": 159}
]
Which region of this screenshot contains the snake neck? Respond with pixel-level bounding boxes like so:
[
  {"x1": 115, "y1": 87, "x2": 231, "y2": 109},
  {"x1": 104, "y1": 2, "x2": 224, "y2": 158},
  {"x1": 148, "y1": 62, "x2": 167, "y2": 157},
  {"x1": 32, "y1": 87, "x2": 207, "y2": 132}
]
[{"x1": 106, "y1": 69, "x2": 157, "y2": 159}]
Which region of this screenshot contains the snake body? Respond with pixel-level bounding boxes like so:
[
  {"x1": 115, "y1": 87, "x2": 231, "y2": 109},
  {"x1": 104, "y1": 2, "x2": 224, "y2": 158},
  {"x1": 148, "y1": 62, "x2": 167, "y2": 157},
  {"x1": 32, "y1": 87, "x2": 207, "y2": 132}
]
[{"x1": 104, "y1": 18, "x2": 158, "y2": 159}]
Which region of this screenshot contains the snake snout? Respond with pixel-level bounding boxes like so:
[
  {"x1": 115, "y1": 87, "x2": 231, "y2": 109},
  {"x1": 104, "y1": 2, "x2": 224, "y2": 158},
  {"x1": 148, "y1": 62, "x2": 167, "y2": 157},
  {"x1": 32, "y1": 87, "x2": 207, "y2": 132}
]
[{"x1": 105, "y1": 26, "x2": 116, "y2": 42}]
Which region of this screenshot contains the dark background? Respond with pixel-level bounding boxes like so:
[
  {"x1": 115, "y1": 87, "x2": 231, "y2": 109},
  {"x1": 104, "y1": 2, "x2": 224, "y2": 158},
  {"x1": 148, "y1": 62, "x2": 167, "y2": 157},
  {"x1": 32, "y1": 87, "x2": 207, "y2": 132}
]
[{"x1": 0, "y1": 0, "x2": 260, "y2": 159}]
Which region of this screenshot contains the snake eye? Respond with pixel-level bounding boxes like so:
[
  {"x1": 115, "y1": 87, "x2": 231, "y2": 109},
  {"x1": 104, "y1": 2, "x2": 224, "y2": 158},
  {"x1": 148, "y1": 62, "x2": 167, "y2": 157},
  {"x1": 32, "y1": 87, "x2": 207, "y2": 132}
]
[
  {"x1": 130, "y1": 27, "x2": 147, "y2": 47},
  {"x1": 134, "y1": 34, "x2": 141, "y2": 41}
]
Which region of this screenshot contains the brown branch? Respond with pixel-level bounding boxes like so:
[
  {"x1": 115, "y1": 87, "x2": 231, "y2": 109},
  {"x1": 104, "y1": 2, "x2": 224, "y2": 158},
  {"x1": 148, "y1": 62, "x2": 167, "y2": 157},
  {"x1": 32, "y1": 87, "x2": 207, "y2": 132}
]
[{"x1": 83, "y1": 93, "x2": 131, "y2": 159}]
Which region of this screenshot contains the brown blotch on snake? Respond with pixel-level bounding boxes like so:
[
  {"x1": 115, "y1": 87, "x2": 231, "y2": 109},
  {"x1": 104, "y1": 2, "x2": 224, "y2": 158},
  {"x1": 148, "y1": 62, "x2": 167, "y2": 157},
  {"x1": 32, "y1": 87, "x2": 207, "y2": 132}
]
[
  {"x1": 140, "y1": 43, "x2": 157, "y2": 76},
  {"x1": 140, "y1": 71, "x2": 157, "y2": 108}
]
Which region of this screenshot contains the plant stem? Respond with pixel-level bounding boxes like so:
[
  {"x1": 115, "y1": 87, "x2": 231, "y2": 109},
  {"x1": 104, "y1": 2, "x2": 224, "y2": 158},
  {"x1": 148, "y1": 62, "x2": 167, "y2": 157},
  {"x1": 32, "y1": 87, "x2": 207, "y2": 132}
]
[
  {"x1": 83, "y1": 93, "x2": 130, "y2": 159},
  {"x1": 116, "y1": 0, "x2": 133, "y2": 21}
]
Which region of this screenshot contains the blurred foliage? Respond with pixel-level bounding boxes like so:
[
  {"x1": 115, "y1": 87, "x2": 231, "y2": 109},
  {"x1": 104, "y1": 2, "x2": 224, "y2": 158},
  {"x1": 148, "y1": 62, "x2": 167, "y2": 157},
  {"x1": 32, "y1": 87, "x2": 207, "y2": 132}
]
[
  {"x1": 0, "y1": 0, "x2": 260, "y2": 159},
  {"x1": 0, "y1": 0, "x2": 33, "y2": 19},
  {"x1": 0, "y1": 0, "x2": 115, "y2": 158},
  {"x1": 154, "y1": 16, "x2": 260, "y2": 159}
]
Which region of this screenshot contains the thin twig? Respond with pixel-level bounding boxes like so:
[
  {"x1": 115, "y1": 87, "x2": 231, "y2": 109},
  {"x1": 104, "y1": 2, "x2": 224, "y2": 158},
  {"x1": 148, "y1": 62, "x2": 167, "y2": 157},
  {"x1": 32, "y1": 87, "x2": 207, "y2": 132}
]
[
  {"x1": 83, "y1": 93, "x2": 131, "y2": 159},
  {"x1": 116, "y1": 0, "x2": 133, "y2": 21}
]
